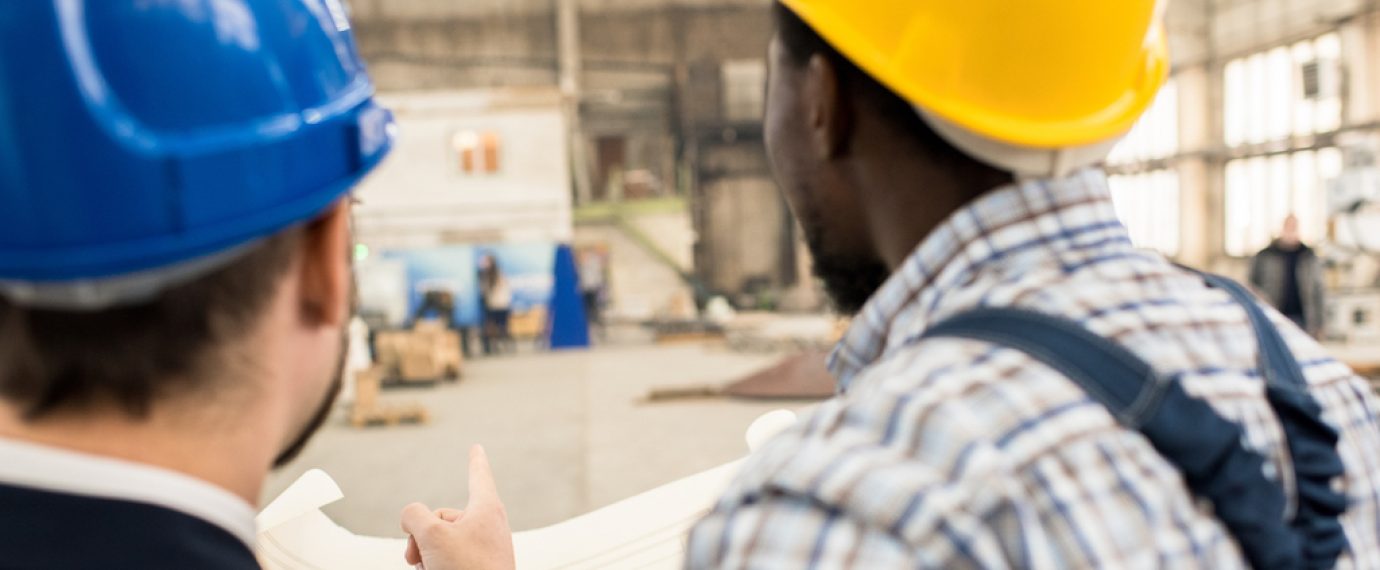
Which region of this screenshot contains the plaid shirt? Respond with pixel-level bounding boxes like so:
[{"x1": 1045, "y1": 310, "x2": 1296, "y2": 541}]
[{"x1": 686, "y1": 170, "x2": 1380, "y2": 569}]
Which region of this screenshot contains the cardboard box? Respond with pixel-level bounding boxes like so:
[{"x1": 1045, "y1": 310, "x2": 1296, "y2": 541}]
[
  {"x1": 436, "y1": 331, "x2": 463, "y2": 378},
  {"x1": 353, "y1": 367, "x2": 384, "y2": 410},
  {"x1": 376, "y1": 325, "x2": 464, "y2": 381},
  {"x1": 510, "y1": 307, "x2": 547, "y2": 340},
  {"x1": 374, "y1": 332, "x2": 406, "y2": 370},
  {"x1": 413, "y1": 319, "x2": 447, "y2": 335},
  {"x1": 399, "y1": 346, "x2": 441, "y2": 381}
]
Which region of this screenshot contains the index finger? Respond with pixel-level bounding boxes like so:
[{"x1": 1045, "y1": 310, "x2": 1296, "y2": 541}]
[{"x1": 466, "y1": 445, "x2": 501, "y2": 509}]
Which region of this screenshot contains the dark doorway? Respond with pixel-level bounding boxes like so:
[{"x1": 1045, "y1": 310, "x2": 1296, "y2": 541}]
[{"x1": 594, "y1": 136, "x2": 626, "y2": 202}]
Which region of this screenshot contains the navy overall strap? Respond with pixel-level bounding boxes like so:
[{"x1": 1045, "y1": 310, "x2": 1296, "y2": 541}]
[
  {"x1": 1196, "y1": 272, "x2": 1350, "y2": 569},
  {"x1": 921, "y1": 306, "x2": 1323, "y2": 569}
]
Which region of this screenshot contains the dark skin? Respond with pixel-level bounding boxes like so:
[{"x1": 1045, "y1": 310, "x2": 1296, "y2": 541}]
[{"x1": 765, "y1": 36, "x2": 1013, "y2": 308}]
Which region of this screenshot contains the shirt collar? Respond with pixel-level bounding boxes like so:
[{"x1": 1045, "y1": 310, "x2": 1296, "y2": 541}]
[
  {"x1": 0, "y1": 437, "x2": 258, "y2": 549},
  {"x1": 829, "y1": 169, "x2": 1131, "y2": 390}
]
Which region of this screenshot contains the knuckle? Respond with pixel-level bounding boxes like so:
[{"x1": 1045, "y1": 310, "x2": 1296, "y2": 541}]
[
  {"x1": 478, "y1": 502, "x2": 508, "y2": 521},
  {"x1": 418, "y1": 523, "x2": 448, "y2": 542}
]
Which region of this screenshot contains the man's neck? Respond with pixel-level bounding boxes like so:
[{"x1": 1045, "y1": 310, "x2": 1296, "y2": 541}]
[
  {"x1": 0, "y1": 405, "x2": 279, "y2": 505},
  {"x1": 855, "y1": 152, "x2": 1014, "y2": 270}
]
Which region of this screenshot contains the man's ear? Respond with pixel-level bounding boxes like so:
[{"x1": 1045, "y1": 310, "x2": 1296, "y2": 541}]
[
  {"x1": 805, "y1": 53, "x2": 851, "y2": 159},
  {"x1": 296, "y1": 200, "x2": 352, "y2": 328}
]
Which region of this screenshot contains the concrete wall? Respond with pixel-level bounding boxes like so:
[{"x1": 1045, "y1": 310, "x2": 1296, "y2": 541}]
[
  {"x1": 1345, "y1": 12, "x2": 1380, "y2": 125},
  {"x1": 699, "y1": 177, "x2": 788, "y2": 294},
  {"x1": 347, "y1": 0, "x2": 785, "y2": 299},
  {"x1": 349, "y1": 1, "x2": 770, "y2": 102},
  {"x1": 349, "y1": 1, "x2": 773, "y2": 165},
  {"x1": 626, "y1": 212, "x2": 696, "y2": 272},
  {"x1": 1169, "y1": 0, "x2": 1214, "y2": 67},
  {"x1": 573, "y1": 222, "x2": 694, "y2": 321},
  {"x1": 691, "y1": 137, "x2": 793, "y2": 295},
  {"x1": 353, "y1": 90, "x2": 573, "y2": 250},
  {"x1": 1211, "y1": 0, "x2": 1367, "y2": 58}
]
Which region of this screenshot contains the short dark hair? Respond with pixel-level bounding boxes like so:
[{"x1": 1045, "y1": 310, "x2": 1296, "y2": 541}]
[
  {"x1": 0, "y1": 230, "x2": 303, "y2": 420},
  {"x1": 772, "y1": 2, "x2": 968, "y2": 163}
]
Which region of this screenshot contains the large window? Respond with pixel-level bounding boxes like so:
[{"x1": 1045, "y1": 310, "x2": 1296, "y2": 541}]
[
  {"x1": 1224, "y1": 34, "x2": 1342, "y2": 147},
  {"x1": 451, "y1": 130, "x2": 502, "y2": 175},
  {"x1": 1110, "y1": 171, "x2": 1181, "y2": 256},
  {"x1": 1107, "y1": 80, "x2": 1179, "y2": 166},
  {"x1": 1221, "y1": 33, "x2": 1344, "y2": 256},
  {"x1": 721, "y1": 60, "x2": 766, "y2": 123},
  {"x1": 1225, "y1": 149, "x2": 1342, "y2": 256},
  {"x1": 1107, "y1": 81, "x2": 1181, "y2": 256}
]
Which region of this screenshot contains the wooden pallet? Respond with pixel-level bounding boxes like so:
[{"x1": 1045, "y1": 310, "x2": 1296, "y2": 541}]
[
  {"x1": 381, "y1": 377, "x2": 440, "y2": 389},
  {"x1": 349, "y1": 403, "x2": 431, "y2": 428},
  {"x1": 654, "y1": 331, "x2": 726, "y2": 345},
  {"x1": 644, "y1": 384, "x2": 724, "y2": 402}
]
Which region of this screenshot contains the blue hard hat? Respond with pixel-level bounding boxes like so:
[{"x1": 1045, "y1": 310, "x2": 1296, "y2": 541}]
[{"x1": 0, "y1": 0, "x2": 394, "y2": 304}]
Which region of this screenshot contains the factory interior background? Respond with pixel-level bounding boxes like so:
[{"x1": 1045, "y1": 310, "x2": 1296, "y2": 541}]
[{"x1": 264, "y1": 0, "x2": 1380, "y2": 539}]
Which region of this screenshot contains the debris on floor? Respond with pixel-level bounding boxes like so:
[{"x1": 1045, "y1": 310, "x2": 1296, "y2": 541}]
[
  {"x1": 644, "y1": 350, "x2": 835, "y2": 403},
  {"x1": 650, "y1": 320, "x2": 727, "y2": 345},
  {"x1": 722, "y1": 350, "x2": 835, "y2": 400}
]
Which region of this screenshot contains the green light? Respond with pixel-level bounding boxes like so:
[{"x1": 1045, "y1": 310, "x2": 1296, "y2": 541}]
[{"x1": 354, "y1": 243, "x2": 371, "y2": 262}]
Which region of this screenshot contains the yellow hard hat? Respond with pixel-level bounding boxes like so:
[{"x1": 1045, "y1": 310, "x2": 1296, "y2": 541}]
[{"x1": 779, "y1": 0, "x2": 1170, "y2": 149}]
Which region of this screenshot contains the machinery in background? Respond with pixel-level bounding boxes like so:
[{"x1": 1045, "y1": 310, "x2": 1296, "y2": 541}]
[
  {"x1": 1324, "y1": 150, "x2": 1380, "y2": 345},
  {"x1": 1325, "y1": 290, "x2": 1380, "y2": 346}
]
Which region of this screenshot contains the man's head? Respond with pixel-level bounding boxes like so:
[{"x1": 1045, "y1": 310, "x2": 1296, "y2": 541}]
[
  {"x1": 767, "y1": 3, "x2": 1010, "y2": 313},
  {"x1": 0, "y1": 204, "x2": 354, "y2": 467},
  {"x1": 1280, "y1": 214, "x2": 1302, "y2": 247},
  {"x1": 765, "y1": 1, "x2": 1168, "y2": 314},
  {"x1": 0, "y1": 1, "x2": 394, "y2": 474}
]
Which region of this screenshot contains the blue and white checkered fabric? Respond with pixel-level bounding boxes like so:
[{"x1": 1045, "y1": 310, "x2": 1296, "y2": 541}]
[{"x1": 687, "y1": 169, "x2": 1380, "y2": 569}]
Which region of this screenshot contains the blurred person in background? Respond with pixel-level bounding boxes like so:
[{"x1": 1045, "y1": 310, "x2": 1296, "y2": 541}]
[
  {"x1": 479, "y1": 253, "x2": 514, "y2": 355},
  {"x1": 406, "y1": 0, "x2": 1380, "y2": 568},
  {"x1": 0, "y1": 1, "x2": 515, "y2": 568},
  {"x1": 1251, "y1": 214, "x2": 1326, "y2": 337},
  {"x1": 578, "y1": 247, "x2": 608, "y2": 338},
  {"x1": 413, "y1": 289, "x2": 461, "y2": 332}
]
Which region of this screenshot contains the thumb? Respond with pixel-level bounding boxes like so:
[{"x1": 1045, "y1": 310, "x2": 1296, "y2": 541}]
[
  {"x1": 400, "y1": 502, "x2": 439, "y2": 537},
  {"x1": 466, "y1": 445, "x2": 502, "y2": 510}
]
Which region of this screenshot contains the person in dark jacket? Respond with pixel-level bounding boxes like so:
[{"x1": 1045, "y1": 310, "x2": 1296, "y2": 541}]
[{"x1": 1250, "y1": 215, "x2": 1326, "y2": 337}]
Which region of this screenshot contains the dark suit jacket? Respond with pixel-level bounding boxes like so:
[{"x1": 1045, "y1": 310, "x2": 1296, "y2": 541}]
[{"x1": 0, "y1": 482, "x2": 259, "y2": 569}]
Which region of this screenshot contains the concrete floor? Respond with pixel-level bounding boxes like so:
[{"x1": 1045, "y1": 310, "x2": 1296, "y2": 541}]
[{"x1": 261, "y1": 341, "x2": 813, "y2": 538}]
